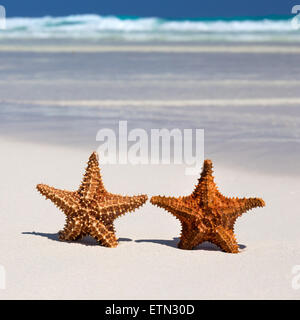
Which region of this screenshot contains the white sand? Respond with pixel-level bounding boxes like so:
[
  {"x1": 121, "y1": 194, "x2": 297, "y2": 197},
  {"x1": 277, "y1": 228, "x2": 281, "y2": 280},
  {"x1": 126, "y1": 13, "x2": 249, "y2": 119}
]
[{"x1": 0, "y1": 137, "x2": 299, "y2": 299}]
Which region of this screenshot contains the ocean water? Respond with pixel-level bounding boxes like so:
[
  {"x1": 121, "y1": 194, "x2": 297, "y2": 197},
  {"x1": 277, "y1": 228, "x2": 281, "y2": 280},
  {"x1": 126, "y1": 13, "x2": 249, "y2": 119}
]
[
  {"x1": 0, "y1": 14, "x2": 300, "y2": 42},
  {"x1": 0, "y1": 47, "x2": 299, "y2": 175}
]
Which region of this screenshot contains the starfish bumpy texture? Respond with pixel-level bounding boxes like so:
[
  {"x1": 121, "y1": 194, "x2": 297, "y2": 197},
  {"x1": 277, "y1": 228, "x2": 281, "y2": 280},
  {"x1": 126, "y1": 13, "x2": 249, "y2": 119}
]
[
  {"x1": 150, "y1": 160, "x2": 265, "y2": 253},
  {"x1": 37, "y1": 152, "x2": 148, "y2": 247}
]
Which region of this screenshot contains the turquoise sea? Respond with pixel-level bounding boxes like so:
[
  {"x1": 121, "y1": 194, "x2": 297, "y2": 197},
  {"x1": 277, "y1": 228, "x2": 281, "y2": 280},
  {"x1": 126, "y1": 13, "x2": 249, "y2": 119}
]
[{"x1": 0, "y1": 14, "x2": 300, "y2": 41}]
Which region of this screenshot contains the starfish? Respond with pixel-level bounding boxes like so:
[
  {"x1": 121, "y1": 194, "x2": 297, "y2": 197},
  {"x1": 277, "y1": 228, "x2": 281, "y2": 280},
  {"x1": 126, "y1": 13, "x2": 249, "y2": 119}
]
[
  {"x1": 37, "y1": 152, "x2": 148, "y2": 247},
  {"x1": 150, "y1": 160, "x2": 265, "y2": 253}
]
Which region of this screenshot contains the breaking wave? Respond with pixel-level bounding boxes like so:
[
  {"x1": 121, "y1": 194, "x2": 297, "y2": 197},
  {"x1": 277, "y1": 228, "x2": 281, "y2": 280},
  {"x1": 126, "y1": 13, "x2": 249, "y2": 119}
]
[{"x1": 1, "y1": 14, "x2": 300, "y2": 42}]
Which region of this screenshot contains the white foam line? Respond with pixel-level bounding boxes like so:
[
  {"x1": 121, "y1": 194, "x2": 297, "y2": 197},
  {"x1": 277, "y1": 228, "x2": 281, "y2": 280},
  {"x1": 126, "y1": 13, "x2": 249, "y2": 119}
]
[
  {"x1": 3, "y1": 98, "x2": 300, "y2": 107},
  {"x1": 1, "y1": 79, "x2": 300, "y2": 86},
  {"x1": 1, "y1": 45, "x2": 300, "y2": 54}
]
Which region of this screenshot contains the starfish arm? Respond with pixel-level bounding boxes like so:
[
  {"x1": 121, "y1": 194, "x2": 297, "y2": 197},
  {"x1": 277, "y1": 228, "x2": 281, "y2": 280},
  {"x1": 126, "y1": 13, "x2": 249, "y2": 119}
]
[
  {"x1": 89, "y1": 216, "x2": 118, "y2": 248},
  {"x1": 199, "y1": 159, "x2": 214, "y2": 180},
  {"x1": 98, "y1": 194, "x2": 148, "y2": 222},
  {"x1": 37, "y1": 184, "x2": 80, "y2": 216},
  {"x1": 178, "y1": 221, "x2": 207, "y2": 250},
  {"x1": 192, "y1": 159, "x2": 215, "y2": 199},
  {"x1": 222, "y1": 197, "x2": 265, "y2": 229},
  {"x1": 236, "y1": 197, "x2": 265, "y2": 211},
  {"x1": 211, "y1": 226, "x2": 239, "y2": 253},
  {"x1": 78, "y1": 152, "x2": 107, "y2": 200},
  {"x1": 150, "y1": 195, "x2": 198, "y2": 222},
  {"x1": 59, "y1": 216, "x2": 85, "y2": 241}
]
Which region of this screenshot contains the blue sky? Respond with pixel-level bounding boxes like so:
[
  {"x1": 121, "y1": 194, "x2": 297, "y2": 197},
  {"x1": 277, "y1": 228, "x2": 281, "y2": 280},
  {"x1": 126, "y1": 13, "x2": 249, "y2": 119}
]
[{"x1": 1, "y1": 0, "x2": 299, "y2": 18}]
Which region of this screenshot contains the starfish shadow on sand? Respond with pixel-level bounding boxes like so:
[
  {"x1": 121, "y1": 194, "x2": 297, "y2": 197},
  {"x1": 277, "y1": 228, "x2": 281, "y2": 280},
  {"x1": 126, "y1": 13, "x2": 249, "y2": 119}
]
[
  {"x1": 135, "y1": 237, "x2": 246, "y2": 252},
  {"x1": 22, "y1": 231, "x2": 132, "y2": 246}
]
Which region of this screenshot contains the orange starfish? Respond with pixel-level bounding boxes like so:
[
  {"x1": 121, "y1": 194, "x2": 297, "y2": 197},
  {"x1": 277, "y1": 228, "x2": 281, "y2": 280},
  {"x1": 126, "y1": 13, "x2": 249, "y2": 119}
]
[
  {"x1": 37, "y1": 152, "x2": 148, "y2": 247},
  {"x1": 150, "y1": 160, "x2": 265, "y2": 253}
]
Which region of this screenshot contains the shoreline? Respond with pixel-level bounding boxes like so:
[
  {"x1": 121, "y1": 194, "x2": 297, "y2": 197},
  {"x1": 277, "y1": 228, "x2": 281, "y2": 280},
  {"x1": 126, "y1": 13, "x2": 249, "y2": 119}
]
[
  {"x1": 0, "y1": 46, "x2": 299, "y2": 179},
  {"x1": 1, "y1": 44, "x2": 300, "y2": 54},
  {"x1": 1, "y1": 134, "x2": 299, "y2": 180},
  {"x1": 1, "y1": 40, "x2": 300, "y2": 53},
  {"x1": 2, "y1": 97, "x2": 300, "y2": 107}
]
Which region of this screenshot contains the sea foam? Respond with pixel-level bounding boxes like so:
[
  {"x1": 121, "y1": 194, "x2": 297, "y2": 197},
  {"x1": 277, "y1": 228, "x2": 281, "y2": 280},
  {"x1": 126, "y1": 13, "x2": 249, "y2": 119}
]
[{"x1": 0, "y1": 14, "x2": 299, "y2": 41}]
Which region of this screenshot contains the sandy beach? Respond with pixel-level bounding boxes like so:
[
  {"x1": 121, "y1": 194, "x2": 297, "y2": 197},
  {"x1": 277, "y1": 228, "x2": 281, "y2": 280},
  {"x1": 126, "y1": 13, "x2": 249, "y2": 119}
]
[{"x1": 0, "y1": 42, "x2": 299, "y2": 299}]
